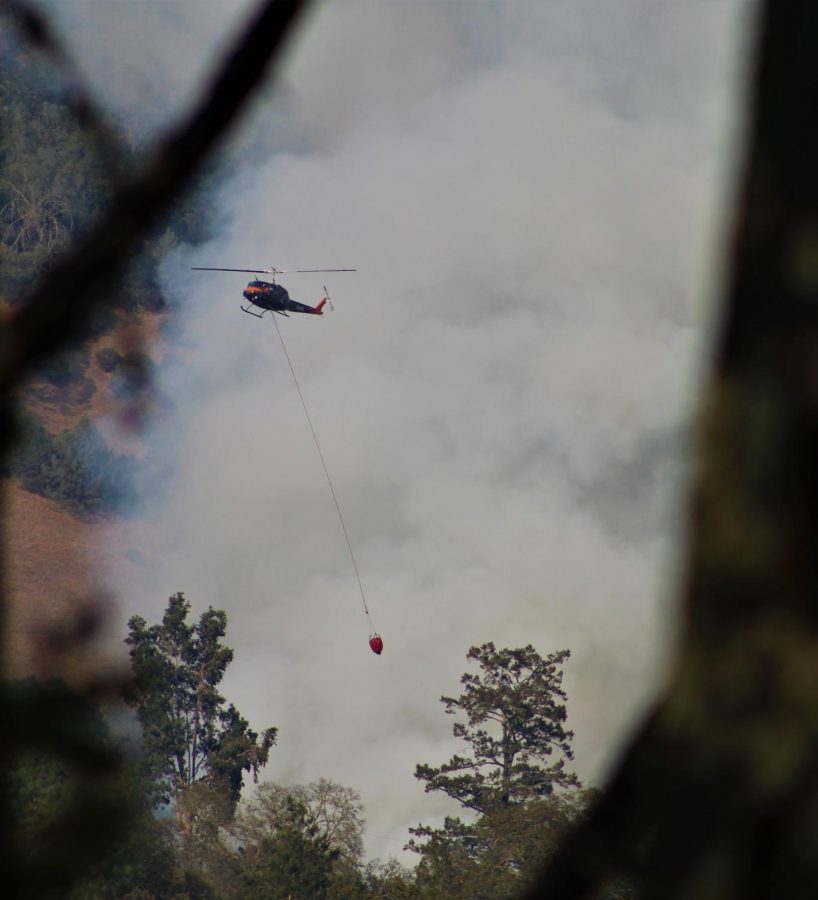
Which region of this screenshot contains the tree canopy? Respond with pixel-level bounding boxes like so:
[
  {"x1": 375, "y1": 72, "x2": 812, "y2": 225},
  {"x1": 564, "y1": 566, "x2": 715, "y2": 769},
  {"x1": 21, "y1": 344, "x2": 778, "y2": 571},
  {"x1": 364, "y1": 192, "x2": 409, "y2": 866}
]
[
  {"x1": 237, "y1": 779, "x2": 365, "y2": 867},
  {"x1": 415, "y1": 642, "x2": 577, "y2": 815},
  {"x1": 406, "y1": 643, "x2": 592, "y2": 898},
  {"x1": 125, "y1": 592, "x2": 277, "y2": 807},
  {"x1": 237, "y1": 799, "x2": 340, "y2": 900}
]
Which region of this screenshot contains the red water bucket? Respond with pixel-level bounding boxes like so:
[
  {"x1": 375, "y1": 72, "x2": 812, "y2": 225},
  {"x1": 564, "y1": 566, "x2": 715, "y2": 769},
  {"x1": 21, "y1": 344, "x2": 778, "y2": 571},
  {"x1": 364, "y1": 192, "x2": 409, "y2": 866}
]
[{"x1": 369, "y1": 634, "x2": 384, "y2": 655}]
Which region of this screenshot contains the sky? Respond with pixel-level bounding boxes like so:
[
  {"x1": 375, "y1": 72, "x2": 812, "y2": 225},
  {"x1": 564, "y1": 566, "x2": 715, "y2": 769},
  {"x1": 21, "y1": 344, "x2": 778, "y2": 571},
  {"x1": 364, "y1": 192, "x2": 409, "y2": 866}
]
[{"x1": 42, "y1": 0, "x2": 756, "y2": 863}]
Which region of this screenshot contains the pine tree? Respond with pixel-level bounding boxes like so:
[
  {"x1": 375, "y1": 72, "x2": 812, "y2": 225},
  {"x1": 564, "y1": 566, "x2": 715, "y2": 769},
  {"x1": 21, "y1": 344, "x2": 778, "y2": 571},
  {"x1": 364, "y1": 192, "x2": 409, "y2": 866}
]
[{"x1": 414, "y1": 642, "x2": 577, "y2": 815}]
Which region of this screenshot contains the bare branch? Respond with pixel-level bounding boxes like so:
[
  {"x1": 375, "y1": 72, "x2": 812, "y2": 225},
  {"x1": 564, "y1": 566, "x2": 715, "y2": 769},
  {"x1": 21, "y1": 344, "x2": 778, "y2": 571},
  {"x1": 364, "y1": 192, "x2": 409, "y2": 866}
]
[{"x1": 0, "y1": 0, "x2": 308, "y2": 393}]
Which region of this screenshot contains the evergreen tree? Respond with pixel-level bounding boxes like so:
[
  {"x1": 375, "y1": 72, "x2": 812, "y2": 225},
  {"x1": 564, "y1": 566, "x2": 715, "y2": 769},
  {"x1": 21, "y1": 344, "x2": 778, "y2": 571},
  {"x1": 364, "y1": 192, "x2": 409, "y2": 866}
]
[
  {"x1": 414, "y1": 642, "x2": 577, "y2": 815},
  {"x1": 236, "y1": 779, "x2": 367, "y2": 898},
  {"x1": 238, "y1": 799, "x2": 339, "y2": 900},
  {"x1": 124, "y1": 593, "x2": 277, "y2": 810},
  {"x1": 7, "y1": 409, "x2": 136, "y2": 516},
  {"x1": 408, "y1": 643, "x2": 583, "y2": 898}
]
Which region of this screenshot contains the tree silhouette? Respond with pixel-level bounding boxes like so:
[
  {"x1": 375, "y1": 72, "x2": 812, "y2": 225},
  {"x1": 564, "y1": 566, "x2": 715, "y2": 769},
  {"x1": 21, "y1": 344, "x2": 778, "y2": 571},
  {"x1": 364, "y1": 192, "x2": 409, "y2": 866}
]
[
  {"x1": 531, "y1": 4, "x2": 818, "y2": 896},
  {"x1": 0, "y1": 2, "x2": 308, "y2": 894}
]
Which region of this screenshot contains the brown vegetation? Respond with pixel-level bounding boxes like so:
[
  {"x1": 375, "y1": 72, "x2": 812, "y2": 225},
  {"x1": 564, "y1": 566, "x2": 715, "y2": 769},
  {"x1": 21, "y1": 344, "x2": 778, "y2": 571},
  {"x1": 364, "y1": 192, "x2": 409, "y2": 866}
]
[
  {"x1": 4, "y1": 306, "x2": 168, "y2": 679},
  {"x1": 4, "y1": 475, "x2": 156, "y2": 682}
]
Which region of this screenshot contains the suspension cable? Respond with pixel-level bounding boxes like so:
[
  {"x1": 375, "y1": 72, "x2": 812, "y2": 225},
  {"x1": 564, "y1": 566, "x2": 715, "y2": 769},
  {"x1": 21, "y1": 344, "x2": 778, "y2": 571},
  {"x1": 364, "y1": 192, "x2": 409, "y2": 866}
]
[{"x1": 271, "y1": 313, "x2": 374, "y2": 628}]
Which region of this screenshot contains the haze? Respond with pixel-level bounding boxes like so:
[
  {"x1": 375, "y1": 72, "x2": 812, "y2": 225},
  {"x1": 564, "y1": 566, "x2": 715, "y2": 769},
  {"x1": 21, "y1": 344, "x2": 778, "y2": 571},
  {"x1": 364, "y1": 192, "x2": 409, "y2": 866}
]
[{"x1": 42, "y1": 0, "x2": 755, "y2": 862}]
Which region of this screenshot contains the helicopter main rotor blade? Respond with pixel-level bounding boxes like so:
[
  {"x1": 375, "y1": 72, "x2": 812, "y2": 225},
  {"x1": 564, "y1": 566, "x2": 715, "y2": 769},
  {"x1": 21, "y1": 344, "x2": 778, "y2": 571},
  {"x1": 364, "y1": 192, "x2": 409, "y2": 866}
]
[
  {"x1": 192, "y1": 267, "x2": 356, "y2": 274},
  {"x1": 191, "y1": 267, "x2": 269, "y2": 273}
]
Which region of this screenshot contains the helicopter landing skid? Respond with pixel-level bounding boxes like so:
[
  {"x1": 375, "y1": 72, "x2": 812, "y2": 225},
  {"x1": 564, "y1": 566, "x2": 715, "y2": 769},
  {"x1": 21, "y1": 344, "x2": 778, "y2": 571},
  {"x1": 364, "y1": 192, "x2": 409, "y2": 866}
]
[
  {"x1": 240, "y1": 303, "x2": 290, "y2": 318},
  {"x1": 241, "y1": 304, "x2": 290, "y2": 319}
]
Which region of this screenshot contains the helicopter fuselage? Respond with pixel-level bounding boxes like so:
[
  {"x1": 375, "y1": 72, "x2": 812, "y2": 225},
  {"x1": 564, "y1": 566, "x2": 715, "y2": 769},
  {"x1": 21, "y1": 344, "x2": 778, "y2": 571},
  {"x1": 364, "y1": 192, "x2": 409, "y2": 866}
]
[{"x1": 242, "y1": 280, "x2": 326, "y2": 317}]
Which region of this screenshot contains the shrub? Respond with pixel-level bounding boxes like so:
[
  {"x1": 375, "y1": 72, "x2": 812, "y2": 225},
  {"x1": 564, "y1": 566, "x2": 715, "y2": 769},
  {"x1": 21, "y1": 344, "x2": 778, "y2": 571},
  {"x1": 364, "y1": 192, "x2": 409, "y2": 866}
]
[
  {"x1": 95, "y1": 347, "x2": 124, "y2": 373},
  {"x1": 8, "y1": 410, "x2": 135, "y2": 516}
]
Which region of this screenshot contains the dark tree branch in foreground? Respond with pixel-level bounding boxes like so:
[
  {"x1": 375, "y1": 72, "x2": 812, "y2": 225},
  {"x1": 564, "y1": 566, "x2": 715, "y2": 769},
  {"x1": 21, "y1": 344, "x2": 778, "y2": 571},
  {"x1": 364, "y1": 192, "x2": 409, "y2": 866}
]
[
  {"x1": 0, "y1": 0, "x2": 307, "y2": 693},
  {"x1": 530, "y1": 3, "x2": 818, "y2": 896},
  {"x1": 0, "y1": 0, "x2": 307, "y2": 393},
  {"x1": 0, "y1": 2, "x2": 308, "y2": 894}
]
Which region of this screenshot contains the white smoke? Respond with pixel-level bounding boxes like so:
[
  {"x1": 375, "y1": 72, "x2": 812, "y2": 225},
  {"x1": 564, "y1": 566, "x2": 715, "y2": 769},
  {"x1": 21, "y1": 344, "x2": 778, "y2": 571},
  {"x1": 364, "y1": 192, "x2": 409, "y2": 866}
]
[{"x1": 41, "y1": 0, "x2": 756, "y2": 863}]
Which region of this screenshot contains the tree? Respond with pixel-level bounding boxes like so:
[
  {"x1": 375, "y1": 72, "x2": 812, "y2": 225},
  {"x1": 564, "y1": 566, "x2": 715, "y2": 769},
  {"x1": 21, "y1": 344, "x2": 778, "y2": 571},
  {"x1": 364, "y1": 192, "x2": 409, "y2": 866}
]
[
  {"x1": 235, "y1": 779, "x2": 367, "y2": 897},
  {"x1": 361, "y1": 858, "x2": 420, "y2": 900},
  {"x1": 408, "y1": 644, "x2": 583, "y2": 898},
  {"x1": 238, "y1": 779, "x2": 365, "y2": 866},
  {"x1": 124, "y1": 593, "x2": 277, "y2": 810},
  {"x1": 173, "y1": 780, "x2": 241, "y2": 895},
  {"x1": 532, "y1": 6, "x2": 818, "y2": 896},
  {"x1": 0, "y1": 3, "x2": 311, "y2": 895},
  {"x1": 237, "y1": 797, "x2": 340, "y2": 900},
  {"x1": 0, "y1": 97, "x2": 110, "y2": 291},
  {"x1": 414, "y1": 643, "x2": 577, "y2": 816},
  {"x1": 3, "y1": 678, "x2": 183, "y2": 899},
  {"x1": 463, "y1": 792, "x2": 634, "y2": 900},
  {"x1": 6, "y1": 408, "x2": 136, "y2": 516},
  {"x1": 409, "y1": 792, "x2": 632, "y2": 900}
]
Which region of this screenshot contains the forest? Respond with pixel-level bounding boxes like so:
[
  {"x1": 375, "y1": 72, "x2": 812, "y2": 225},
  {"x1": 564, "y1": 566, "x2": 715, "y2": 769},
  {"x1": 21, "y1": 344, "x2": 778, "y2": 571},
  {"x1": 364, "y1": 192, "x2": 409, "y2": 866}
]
[{"x1": 8, "y1": 593, "x2": 621, "y2": 899}]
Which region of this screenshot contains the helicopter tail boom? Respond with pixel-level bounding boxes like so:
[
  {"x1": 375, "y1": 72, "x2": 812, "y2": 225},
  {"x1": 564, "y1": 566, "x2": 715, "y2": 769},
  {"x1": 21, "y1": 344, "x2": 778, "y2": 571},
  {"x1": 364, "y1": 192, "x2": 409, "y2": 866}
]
[{"x1": 313, "y1": 298, "x2": 327, "y2": 314}]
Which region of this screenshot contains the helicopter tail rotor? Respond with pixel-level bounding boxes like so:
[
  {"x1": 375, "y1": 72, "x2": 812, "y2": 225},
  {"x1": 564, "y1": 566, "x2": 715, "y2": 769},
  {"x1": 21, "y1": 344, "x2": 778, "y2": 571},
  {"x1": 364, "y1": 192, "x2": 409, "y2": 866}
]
[{"x1": 323, "y1": 285, "x2": 335, "y2": 312}]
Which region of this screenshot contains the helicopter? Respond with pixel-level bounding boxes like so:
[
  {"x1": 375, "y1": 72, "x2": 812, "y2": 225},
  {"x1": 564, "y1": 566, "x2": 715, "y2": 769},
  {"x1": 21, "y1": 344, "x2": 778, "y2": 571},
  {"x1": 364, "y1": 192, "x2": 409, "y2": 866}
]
[{"x1": 191, "y1": 266, "x2": 356, "y2": 318}]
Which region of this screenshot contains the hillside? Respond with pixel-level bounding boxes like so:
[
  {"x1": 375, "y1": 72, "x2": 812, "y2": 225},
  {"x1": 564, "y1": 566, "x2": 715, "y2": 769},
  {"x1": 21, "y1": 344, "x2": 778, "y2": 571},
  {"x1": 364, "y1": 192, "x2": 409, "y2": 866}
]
[
  {"x1": 0, "y1": 35, "x2": 216, "y2": 681},
  {"x1": 5, "y1": 481, "x2": 150, "y2": 679},
  {"x1": 5, "y1": 309, "x2": 166, "y2": 679},
  {"x1": 21, "y1": 309, "x2": 167, "y2": 439}
]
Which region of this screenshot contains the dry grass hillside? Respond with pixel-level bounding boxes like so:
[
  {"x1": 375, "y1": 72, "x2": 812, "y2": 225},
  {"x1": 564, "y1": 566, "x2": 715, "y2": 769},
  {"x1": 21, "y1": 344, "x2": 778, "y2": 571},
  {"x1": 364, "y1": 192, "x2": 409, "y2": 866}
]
[
  {"x1": 23, "y1": 309, "x2": 168, "y2": 441},
  {"x1": 4, "y1": 309, "x2": 167, "y2": 681}
]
